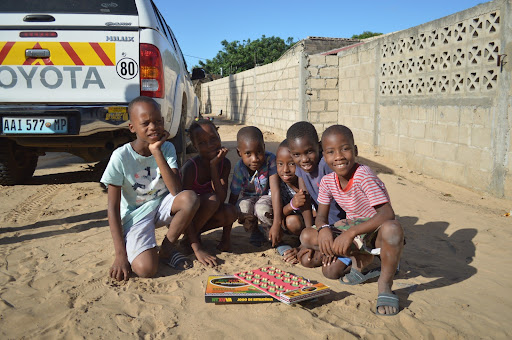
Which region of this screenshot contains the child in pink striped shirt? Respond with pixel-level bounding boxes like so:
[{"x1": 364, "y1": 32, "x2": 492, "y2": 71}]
[{"x1": 300, "y1": 124, "x2": 404, "y2": 316}]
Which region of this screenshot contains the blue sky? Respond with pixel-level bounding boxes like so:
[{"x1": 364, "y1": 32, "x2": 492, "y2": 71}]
[{"x1": 153, "y1": 0, "x2": 488, "y2": 70}]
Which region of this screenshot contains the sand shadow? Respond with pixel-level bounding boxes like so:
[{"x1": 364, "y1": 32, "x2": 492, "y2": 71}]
[
  {"x1": 0, "y1": 210, "x2": 108, "y2": 245},
  {"x1": 391, "y1": 215, "x2": 477, "y2": 309},
  {"x1": 27, "y1": 160, "x2": 108, "y2": 185}
]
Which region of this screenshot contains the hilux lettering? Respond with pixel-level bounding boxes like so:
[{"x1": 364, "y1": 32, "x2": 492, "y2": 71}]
[{"x1": 0, "y1": 66, "x2": 105, "y2": 89}]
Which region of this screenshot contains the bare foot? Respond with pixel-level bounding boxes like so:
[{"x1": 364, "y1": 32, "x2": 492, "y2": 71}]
[
  {"x1": 194, "y1": 248, "x2": 218, "y2": 267},
  {"x1": 216, "y1": 240, "x2": 231, "y2": 252}
]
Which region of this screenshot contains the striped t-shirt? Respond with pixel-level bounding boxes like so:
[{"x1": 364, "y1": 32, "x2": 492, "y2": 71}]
[{"x1": 317, "y1": 164, "x2": 390, "y2": 219}]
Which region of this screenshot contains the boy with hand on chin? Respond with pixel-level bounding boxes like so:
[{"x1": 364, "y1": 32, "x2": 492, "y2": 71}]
[
  {"x1": 229, "y1": 126, "x2": 283, "y2": 247},
  {"x1": 101, "y1": 96, "x2": 216, "y2": 281},
  {"x1": 301, "y1": 124, "x2": 404, "y2": 316}
]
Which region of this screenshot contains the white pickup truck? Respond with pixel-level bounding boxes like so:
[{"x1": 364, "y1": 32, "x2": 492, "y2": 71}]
[{"x1": 0, "y1": 0, "x2": 202, "y2": 185}]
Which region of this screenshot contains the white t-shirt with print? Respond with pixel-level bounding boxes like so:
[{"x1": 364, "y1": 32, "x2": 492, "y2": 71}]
[{"x1": 100, "y1": 141, "x2": 178, "y2": 231}]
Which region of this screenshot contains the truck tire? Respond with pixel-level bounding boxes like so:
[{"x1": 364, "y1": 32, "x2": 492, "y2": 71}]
[{"x1": 0, "y1": 140, "x2": 38, "y2": 185}]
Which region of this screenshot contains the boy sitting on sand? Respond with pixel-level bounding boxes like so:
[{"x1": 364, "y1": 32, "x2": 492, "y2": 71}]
[
  {"x1": 228, "y1": 126, "x2": 283, "y2": 247},
  {"x1": 101, "y1": 96, "x2": 209, "y2": 281},
  {"x1": 300, "y1": 124, "x2": 404, "y2": 315}
]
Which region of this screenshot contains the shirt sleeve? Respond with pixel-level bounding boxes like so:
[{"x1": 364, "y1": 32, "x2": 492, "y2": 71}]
[
  {"x1": 230, "y1": 160, "x2": 243, "y2": 196},
  {"x1": 100, "y1": 150, "x2": 124, "y2": 187},
  {"x1": 267, "y1": 152, "x2": 277, "y2": 177},
  {"x1": 359, "y1": 170, "x2": 390, "y2": 207},
  {"x1": 163, "y1": 142, "x2": 179, "y2": 169},
  {"x1": 317, "y1": 175, "x2": 333, "y2": 206}
]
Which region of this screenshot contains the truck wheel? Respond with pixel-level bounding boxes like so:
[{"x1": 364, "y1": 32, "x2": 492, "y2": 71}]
[{"x1": 0, "y1": 141, "x2": 38, "y2": 185}]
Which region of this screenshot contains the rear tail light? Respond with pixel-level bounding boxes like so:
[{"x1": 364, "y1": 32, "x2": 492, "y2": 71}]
[{"x1": 140, "y1": 43, "x2": 164, "y2": 98}]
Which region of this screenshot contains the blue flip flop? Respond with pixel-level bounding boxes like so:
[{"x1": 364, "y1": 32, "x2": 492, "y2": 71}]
[
  {"x1": 339, "y1": 267, "x2": 381, "y2": 285},
  {"x1": 276, "y1": 244, "x2": 292, "y2": 256}
]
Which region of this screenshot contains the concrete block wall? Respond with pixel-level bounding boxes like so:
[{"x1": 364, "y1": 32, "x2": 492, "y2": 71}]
[
  {"x1": 337, "y1": 0, "x2": 511, "y2": 198},
  {"x1": 337, "y1": 45, "x2": 377, "y2": 155},
  {"x1": 200, "y1": 54, "x2": 300, "y2": 135},
  {"x1": 307, "y1": 54, "x2": 340, "y2": 134}
]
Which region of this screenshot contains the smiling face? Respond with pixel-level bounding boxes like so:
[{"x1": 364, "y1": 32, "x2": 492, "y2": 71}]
[
  {"x1": 276, "y1": 146, "x2": 297, "y2": 185},
  {"x1": 237, "y1": 139, "x2": 265, "y2": 173},
  {"x1": 288, "y1": 136, "x2": 320, "y2": 174},
  {"x1": 191, "y1": 123, "x2": 222, "y2": 161},
  {"x1": 128, "y1": 101, "x2": 164, "y2": 145},
  {"x1": 322, "y1": 131, "x2": 358, "y2": 183}
]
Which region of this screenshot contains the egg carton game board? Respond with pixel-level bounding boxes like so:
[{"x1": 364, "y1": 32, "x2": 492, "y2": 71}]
[{"x1": 234, "y1": 266, "x2": 331, "y2": 304}]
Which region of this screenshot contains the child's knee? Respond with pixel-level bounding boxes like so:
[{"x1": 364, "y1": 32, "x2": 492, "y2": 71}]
[
  {"x1": 299, "y1": 228, "x2": 317, "y2": 248},
  {"x1": 285, "y1": 215, "x2": 303, "y2": 236},
  {"x1": 203, "y1": 193, "x2": 221, "y2": 212},
  {"x1": 178, "y1": 190, "x2": 200, "y2": 211},
  {"x1": 224, "y1": 204, "x2": 238, "y2": 224},
  {"x1": 380, "y1": 220, "x2": 404, "y2": 247}
]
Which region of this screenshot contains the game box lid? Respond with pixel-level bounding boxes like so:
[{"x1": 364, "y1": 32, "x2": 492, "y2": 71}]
[{"x1": 205, "y1": 275, "x2": 277, "y2": 304}]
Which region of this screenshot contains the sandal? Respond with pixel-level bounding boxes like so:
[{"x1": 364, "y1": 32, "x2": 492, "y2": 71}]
[
  {"x1": 276, "y1": 244, "x2": 292, "y2": 256},
  {"x1": 165, "y1": 250, "x2": 193, "y2": 270},
  {"x1": 375, "y1": 292, "x2": 400, "y2": 316},
  {"x1": 339, "y1": 267, "x2": 381, "y2": 285}
]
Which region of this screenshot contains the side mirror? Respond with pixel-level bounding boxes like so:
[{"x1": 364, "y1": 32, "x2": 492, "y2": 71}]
[{"x1": 191, "y1": 68, "x2": 206, "y2": 80}]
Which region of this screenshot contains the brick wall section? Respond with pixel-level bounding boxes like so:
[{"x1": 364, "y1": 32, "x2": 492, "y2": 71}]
[
  {"x1": 200, "y1": 55, "x2": 300, "y2": 135},
  {"x1": 307, "y1": 55, "x2": 340, "y2": 134},
  {"x1": 337, "y1": 46, "x2": 377, "y2": 155}
]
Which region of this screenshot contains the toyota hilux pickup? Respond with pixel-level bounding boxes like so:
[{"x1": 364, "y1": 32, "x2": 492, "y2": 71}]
[{"x1": 0, "y1": 0, "x2": 201, "y2": 185}]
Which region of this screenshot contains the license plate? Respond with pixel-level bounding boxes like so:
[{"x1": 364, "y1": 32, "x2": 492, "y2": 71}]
[{"x1": 2, "y1": 117, "x2": 68, "y2": 134}]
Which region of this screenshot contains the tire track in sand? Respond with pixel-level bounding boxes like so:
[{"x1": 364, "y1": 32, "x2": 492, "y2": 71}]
[{"x1": 4, "y1": 184, "x2": 63, "y2": 224}]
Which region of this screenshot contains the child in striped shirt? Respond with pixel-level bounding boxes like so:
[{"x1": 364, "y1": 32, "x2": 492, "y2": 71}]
[{"x1": 300, "y1": 125, "x2": 404, "y2": 316}]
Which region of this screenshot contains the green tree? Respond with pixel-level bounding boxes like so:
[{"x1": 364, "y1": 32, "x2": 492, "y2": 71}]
[
  {"x1": 351, "y1": 31, "x2": 383, "y2": 40},
  {"x1": 196, "y1": 35, "x2": 295, "y2": 76}
]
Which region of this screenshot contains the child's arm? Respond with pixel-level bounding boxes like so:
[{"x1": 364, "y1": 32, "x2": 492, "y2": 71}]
[
  {"x1": 149, "y1": 131, "x2": 182, "y2": 195},
  {"x1": 332, "y1": 202, "x2": 395, "y2": 256},
  {"x1": 107, "y1": 184, "x2": 131, "y2": 281},
  {"x1": 315, "y1": 203, "x2": 335, "y2": 257},
  {"x1": 210, "y1": 147, "x2": 230, "y2": 203},
  {"x1": 298, "y1": 177, "x2": 314, "y2": 227},
  {"x1": 180, "y1": 159, "x2": 195, "y2": 190},
  {"x1": 268, "y1": 173, "x2": 283, "y2": 247}
]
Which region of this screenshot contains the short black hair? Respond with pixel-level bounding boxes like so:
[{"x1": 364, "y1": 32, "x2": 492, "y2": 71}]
[
  {"x1": 286, "y1": 121, "x2": 319, "y2": 145},
  {"x1": 278, "y1": 139, "x2": 289, "y2": 149},
  {"x1": 128, "y1": 96, "x2": 160, "y2": 119},
  {"x1": 237, "y1": 126, "x2": 264, "y2": 145},
  {"x1": 321, "y1": 125, "x2": 355, "y2": 144},
  {"x1": 188, "y1": 119, "x2": 217, "y2": 143}
]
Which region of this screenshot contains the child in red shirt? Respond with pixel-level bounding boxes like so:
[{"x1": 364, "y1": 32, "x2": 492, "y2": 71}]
[{"x1": 301, "y1": 124, "x2": 404, "y2": 316}]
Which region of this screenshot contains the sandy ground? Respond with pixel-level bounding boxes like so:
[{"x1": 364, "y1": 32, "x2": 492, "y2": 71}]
[{"x1": 1, "y1": 117, "x2": 511, "y2": 339}]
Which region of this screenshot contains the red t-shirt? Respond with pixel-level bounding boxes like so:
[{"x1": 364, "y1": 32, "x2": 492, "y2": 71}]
[{"x1": 317, "y1": 164, "x2": 390, "y2": 219}]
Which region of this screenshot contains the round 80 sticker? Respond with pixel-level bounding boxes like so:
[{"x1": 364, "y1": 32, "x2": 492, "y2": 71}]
[{"x1": 116, "y1": 58, "x2": 138, "y2": 80}]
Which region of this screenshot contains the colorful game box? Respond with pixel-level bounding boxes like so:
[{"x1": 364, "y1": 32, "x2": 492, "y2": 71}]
[
  {"x1": 205, "y1": 275, "x2": 277, "y2": 304},
  {"x1": 234, "y1": 267, "x2": 331, "y2": 304}
]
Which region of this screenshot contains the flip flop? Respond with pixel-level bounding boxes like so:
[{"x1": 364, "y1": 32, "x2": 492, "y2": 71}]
[
  {"x1": 276, "y1": 244, "x2": 292, "y2": 256},
  {"x1": 166, "y1": 250, "x2": 193, "y2": 270},
  {"x1": 375, "y1": 292, "x2": 400, "y2": 316},
  {"x1": 339, "y1": 267, "x2": 381, "y2": 285}
]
